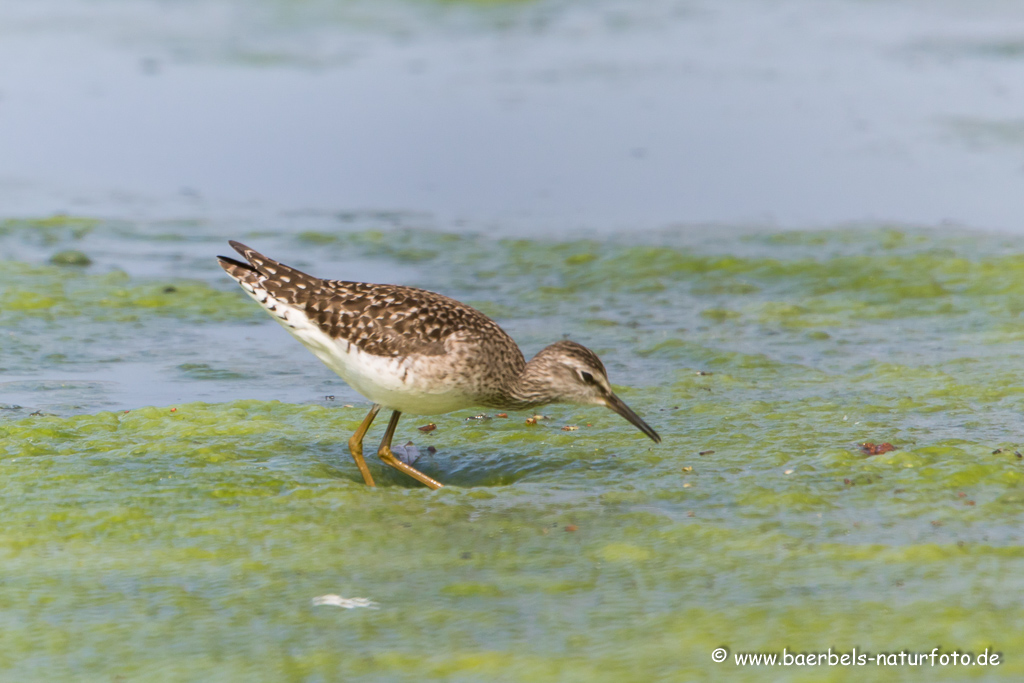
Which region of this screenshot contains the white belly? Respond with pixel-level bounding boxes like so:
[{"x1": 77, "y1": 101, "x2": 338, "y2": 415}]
[{"x1": 256, "y1": 294, "x2": 475, "y2": 415}]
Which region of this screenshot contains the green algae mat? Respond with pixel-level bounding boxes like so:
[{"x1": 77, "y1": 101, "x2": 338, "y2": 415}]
[{"x1": 3, "y1": 219, "x2": 1024, "y2": 680}]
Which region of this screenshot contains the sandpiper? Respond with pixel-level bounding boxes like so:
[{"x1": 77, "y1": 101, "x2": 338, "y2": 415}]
[{"x1": 218, "y1": 241, "x2": 660, "y2": 489}]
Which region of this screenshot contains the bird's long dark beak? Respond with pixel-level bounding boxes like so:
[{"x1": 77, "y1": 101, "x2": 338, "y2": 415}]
[{"x1": 605, "y1": 393, "x2": 661, "y2": 443}]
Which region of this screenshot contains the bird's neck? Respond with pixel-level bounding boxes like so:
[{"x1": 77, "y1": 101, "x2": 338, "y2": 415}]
[{"x1": 496, "y1": 354, "x2": 558, "y2": 411}]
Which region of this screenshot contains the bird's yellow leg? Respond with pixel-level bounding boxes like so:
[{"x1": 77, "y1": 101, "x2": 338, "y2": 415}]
[
  {"x1": 348, "y1": 404, "x2": 381, "y2": 487},
  {"x1": 377, "y1": 410, "x2": 445, "y2": 490}
]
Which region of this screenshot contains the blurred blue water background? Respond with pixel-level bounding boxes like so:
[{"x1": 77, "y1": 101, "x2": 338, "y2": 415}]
[{"x1": 1, "y1": 0, "x2": 1023, "y2": 235}]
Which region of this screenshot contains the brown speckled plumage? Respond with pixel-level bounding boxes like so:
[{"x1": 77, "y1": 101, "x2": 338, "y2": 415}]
[
  {"x1": 218, "y1": 241, "x2": 660, "y2": 489},
  {"x1": 220, "y1": 241, "x2": 509, "y2": 357},
  {"x1": 219, "y1": 241, "x2": 529, "y2": 407}
]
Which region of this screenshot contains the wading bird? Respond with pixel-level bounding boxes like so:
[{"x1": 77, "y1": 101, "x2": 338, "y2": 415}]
[{"x1": 218, "y1": 241, "x2": 660, "y2": 489}]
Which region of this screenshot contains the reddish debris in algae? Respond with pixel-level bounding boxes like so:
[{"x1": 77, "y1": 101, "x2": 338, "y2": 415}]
[
  {"x1": 418, "y1": 423, "x2": 437, "y2": 432},
  {"x1": 496, "y1": 413, "x2": 508, "y2": 418},
  {"x1": 564, "y1": 525, "x2": 578, "y2": 532},
  {"x1": 860, "y1": 442, "x2": 895, "y2": 455}
]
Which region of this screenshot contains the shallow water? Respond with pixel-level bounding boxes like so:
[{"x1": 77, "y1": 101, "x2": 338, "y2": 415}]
[
  {"x1": 4, "y1": 219, "x2": 1024, "y2": 680},
  {"x1": 4, "y1": 0, "x2": 1024, "y2": 680},
  {"x1": 4, "y1": 0, "x2": 1024, "y2": 230}
]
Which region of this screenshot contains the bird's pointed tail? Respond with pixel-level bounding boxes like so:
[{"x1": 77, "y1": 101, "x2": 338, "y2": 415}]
[{"x1": 217, "y1": 241, "x2": 323, "y2": 307}]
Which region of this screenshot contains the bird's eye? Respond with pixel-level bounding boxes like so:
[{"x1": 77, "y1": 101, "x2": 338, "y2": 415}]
[{"x1": 580, "y1": 371, "x2": 596, "y2": 385}]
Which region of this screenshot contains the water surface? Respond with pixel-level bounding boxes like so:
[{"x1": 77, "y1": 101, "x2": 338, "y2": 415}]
[
  {"x1": 3, "y1": 0, "x2": 1024, "y2": 680},
  {"x1": 4, "y1": 219, "x2": 1024, "y2": 680},
  {"x1": 2, "y1": 0, "x2": 1024, "y2": 230}
]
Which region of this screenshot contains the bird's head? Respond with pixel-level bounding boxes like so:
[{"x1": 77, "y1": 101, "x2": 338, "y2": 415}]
[{"x1": 524, "y1": 340, "x2": 661, "y2": 443}]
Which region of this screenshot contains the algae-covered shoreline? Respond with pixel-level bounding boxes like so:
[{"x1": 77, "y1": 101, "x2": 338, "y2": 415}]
[
  {"x1": 2, "y1": 217, "x2": 1024, "y2": 679},
  {"x1": 5, "y1": 0, "x2": 1024, "y2": 676}
]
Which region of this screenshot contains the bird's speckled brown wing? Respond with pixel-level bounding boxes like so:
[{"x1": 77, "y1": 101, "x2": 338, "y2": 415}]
[{"x1": 218, "y1": 241, "x2": 514, "y2": 358}]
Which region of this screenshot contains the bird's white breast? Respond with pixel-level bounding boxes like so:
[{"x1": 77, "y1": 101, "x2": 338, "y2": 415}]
[{"x1": 242, "y1": 283, "x2": 475, "y2": 415}]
